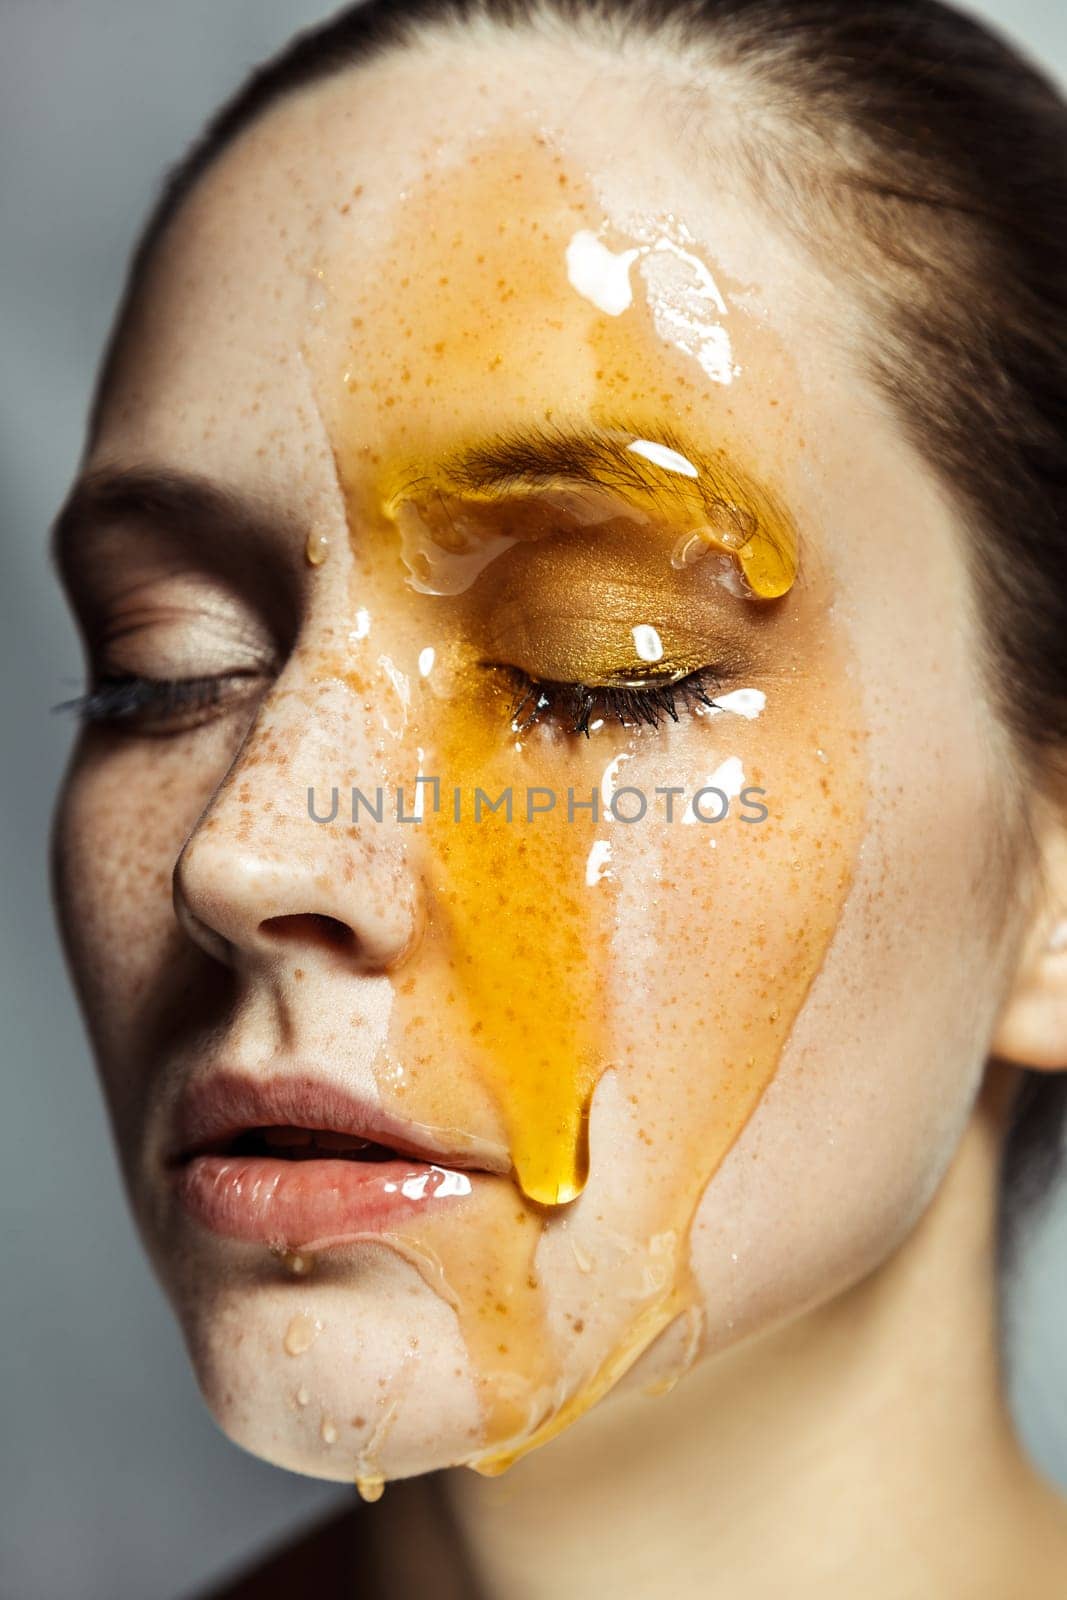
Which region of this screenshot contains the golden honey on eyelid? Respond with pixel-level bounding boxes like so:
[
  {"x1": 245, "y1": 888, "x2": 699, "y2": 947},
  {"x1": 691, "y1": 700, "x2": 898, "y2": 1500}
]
[
  {"x1": 384, "y1": 458, "x2": 797, "y2": 603},
  {"x1": 301, "y1": 129, "x2": 865, "y2": 1474}
]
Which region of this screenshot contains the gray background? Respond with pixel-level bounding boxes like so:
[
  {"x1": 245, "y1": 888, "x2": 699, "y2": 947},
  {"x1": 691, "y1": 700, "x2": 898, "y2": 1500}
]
[{"x1": 2, "y1": 2, "x2": 1066, "y2": 1596}]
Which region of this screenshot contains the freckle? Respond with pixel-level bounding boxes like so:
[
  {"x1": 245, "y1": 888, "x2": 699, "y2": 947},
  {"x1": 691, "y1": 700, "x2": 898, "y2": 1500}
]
[
  {"x1": 294, "y1": 968, "x2": 304, "y2": 981},
  {"x1": 351, "y1": 1415, "x2": 366, "y2": 1428}
]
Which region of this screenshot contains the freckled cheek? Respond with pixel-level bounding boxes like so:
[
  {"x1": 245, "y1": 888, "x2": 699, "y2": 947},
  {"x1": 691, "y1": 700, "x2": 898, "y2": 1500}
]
[{"x1": 54, "y1": 738, "x2": 235, "y2": 1053}]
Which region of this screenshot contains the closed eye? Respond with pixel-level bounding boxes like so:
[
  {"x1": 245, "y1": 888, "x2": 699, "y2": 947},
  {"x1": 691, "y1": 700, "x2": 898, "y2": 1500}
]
[
  {"x1": 491, "y1": 664, "x2": 727, "y2": 738},
  {"x1": 51, "y1": 672, "x2": 266, "y2": 735}
]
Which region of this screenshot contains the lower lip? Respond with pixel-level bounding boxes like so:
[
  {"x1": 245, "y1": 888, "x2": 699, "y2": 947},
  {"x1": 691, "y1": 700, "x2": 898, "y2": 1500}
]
[{"x1": 173, "y1": 1154, "x2": 475, "y2": 1247}]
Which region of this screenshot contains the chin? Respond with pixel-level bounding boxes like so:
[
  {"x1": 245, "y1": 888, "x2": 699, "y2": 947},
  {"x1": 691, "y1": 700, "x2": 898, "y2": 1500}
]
[{"x1": 165, "y1": 1241, "x2": 489, "y2": 1484}]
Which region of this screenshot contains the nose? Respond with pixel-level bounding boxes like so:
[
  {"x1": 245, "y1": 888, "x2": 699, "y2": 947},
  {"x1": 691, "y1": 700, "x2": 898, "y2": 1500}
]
[
  {"x1": 174, "y1": 828, "x2": 423, "y2": 975},
  {"x1": 172, "y1": 700, "x2": 424, "y2": 978}
]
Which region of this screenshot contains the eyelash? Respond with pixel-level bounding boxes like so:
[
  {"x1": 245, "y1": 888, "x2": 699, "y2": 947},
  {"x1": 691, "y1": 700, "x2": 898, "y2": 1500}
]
[
  {"x1": 502, "y1": 666, "x2": 726, "y2": 738},
  {"x1": 51, "y1": 674, "x2": 253, "y2": 730}
]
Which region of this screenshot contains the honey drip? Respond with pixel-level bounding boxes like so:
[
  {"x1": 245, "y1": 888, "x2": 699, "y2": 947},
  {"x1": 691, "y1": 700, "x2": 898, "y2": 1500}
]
[
  {"x1": 305, "y1": 526, "x2": 330, "y2": 567},
  {"x1": 433, "y1": 723, "x2": 600, "y2": 1205},
  {"x1": 301, "y1": 130, "x2": 866, "y2": 1474}
]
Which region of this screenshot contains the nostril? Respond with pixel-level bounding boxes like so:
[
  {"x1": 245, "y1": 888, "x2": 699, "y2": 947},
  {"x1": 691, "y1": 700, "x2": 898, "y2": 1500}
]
[{"x1": 259, "y1": 912, "x2": 358, "y2": 953}]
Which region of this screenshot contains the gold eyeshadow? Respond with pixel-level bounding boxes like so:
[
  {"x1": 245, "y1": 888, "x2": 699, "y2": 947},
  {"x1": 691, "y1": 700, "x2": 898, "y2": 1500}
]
[{"x1": 471, "y1": 566, "x2": 753, "y2": 687}]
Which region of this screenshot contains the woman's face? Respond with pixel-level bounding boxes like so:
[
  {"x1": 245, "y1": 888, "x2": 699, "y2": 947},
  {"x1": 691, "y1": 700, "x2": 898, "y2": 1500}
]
[{"x1": 53, "y1": 32, "x2": 1026, "y2": 1486}]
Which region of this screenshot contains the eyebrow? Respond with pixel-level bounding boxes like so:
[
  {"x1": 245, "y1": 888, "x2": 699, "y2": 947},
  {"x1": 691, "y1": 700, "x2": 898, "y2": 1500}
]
[
  {"x1": 49, "y1": 465, "x2": 280, "y2": 577},
  {"x1": 413, "y1": 419, "x2": 800, "y2": 598},
  {"x1": 416, "y1": 420, "x2": 739, "y2": 505}
]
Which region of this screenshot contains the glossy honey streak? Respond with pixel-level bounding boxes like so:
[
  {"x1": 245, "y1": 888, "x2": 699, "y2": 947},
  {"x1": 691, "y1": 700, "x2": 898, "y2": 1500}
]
[
  {"x1": 303, "y1": 130, "x2": 866, "y2": 1474},
  {"x1": 429, "y1": 696, "x2": 601, "y2": 1207}
]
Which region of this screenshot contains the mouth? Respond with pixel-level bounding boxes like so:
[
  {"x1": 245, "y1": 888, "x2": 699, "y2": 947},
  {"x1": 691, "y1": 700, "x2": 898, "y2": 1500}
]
[
  {"x1": 182, "y1": 1124, "x2": 449, "y2": 1164},
  {"x1": 166, "y1": 1071, "x2": 502, "y2": 1250}
]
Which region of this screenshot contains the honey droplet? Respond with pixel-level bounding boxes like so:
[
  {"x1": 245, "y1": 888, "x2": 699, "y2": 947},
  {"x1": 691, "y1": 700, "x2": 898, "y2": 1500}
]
[
  {"x1": 295, "y1": 1385, "x2": 310, "y2": 1407},
  {"x1": 706, "y1": 496, "x2": 756, "y2": 549},
  {"x1": 569, "y1": 1237, "x2": 594, "y2": 1274},
  {"x1": 320, "y1": 1417, "x2": 338, "y2": 1445},
  {"x1": 282, "y1": 1251, "x2": 315, "y2": 1276},
  {"x1": 356, "y1": 1473, "x2": 385, "y2": 1503},
  {"x1": 670, "y1": 528, "x2": 708, "y2": 569},
  {"x1": 305, "y1": 526, "x2": 331, "y2": 567},
  {"x1": 283, "y1": 1313, "x2": 321, "y2": 1356},
  {"x1": 670, "y1": 498, "x2": 796, "y2": 598}
]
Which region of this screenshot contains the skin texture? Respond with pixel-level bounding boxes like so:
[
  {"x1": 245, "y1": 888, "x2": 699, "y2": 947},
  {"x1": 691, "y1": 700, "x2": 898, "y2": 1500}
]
[{"x1": 52, "y1": 26, "x2": 1067, "y2": 1597}]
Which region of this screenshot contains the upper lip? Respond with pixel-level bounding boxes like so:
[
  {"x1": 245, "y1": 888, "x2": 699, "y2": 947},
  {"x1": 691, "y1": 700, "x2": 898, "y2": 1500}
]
[{"x1": 166, "y1": 1068, "x2": 511, "y2": 1174}]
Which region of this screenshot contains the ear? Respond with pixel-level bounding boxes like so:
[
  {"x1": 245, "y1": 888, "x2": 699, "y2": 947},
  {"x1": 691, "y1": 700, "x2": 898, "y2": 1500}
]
[{"x1": 991, "y1": 819, "x2": 1067, "y2": 1072}]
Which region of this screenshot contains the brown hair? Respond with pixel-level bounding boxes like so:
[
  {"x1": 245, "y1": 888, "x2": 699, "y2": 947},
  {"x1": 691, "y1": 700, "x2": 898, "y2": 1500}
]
[{"x1": 92, "y1": 0, "x2": 1067, "y2": 1252}]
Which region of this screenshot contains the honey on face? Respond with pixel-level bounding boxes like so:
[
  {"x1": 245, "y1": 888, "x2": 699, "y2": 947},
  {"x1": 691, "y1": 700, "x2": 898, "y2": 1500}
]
[{"x1": 299, "y1": 128, "x2": 867, "y2": 1472}]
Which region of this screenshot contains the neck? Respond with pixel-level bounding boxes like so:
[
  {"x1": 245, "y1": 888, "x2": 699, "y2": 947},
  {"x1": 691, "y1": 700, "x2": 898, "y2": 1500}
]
[{"x1": 442, "y1": 1068, "x2": 1066, "y2": 1600}]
